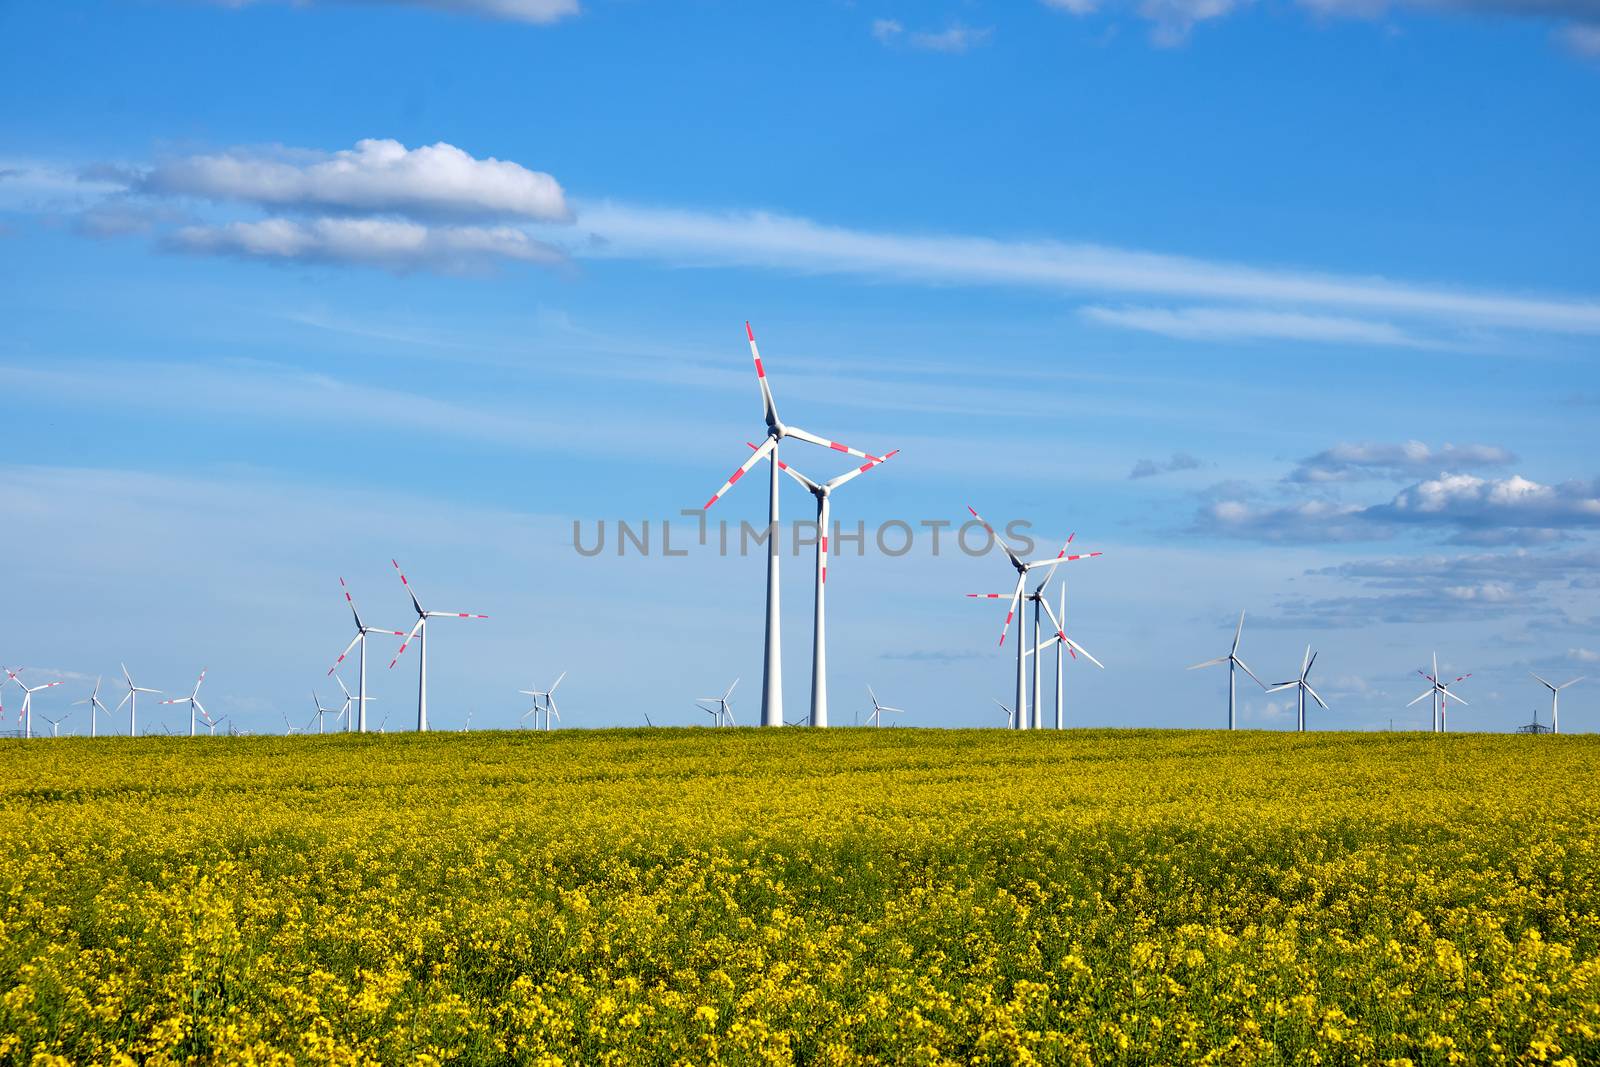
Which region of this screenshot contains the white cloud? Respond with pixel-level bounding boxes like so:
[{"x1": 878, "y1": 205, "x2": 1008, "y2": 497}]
[
  {"x1": 211, "y1": 0, "x2": 580, "y2": 23},
  {"x1": 871, "y1": 18, "x2": 904, "y2": 42},
  {"x1": 1081, "y1": 304, "x2": 1431, "y2": 346},
  {"x1": 1139, "y1": 0, "x2": 1251, "y2": 44},
  {"x1": 1288, "y1": 441, "x2": 1517, "y2": 483},
  {"x1": 140, "y1": 139, "x2": 570, "y2": 222},
  {"x1": 575, "y1": 202, "x2": 1600, "y2": 336},
  {"x1": 871, "y1": 18, "x2": 993, "y2": 52},
  {"x1": 1043, "y1": 0, "x2": 1101, "y2": 13},
  {"x1": 1198, "y1": 498, "x2": 1374, "y2": 542},
  {"x1": 1571, "y1": 647, "x2": 1600, "y2": 663},
  {"x1": 1559, "y1": 22, "x2": 1600, "y2": 54},
  {"x1": 170, "y1": 216, "x2": 565, "y2": 273},
  {"x1": 1375, "y1": 473, "x2": 1600, "y2": 530}
]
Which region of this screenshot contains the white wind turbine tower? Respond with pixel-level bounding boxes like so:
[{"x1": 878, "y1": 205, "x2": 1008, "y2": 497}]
[
  {"x1": 703, "y1": 322, "x2": 887, "y2": 728},
  {"x1": 73, "y1": 677, "x2": 112, "y2": 738},
  {"x1": 328, "y1": 577, "x2": 406, "y2": 734},
  {"x1": 1187, "y1": 611, "x2": 1266, "y2": 730},
  {"x1": 964, "y1": 506, "x2": 1102, "y2": 731},
  {"x1": 38, "y1": 710, "x2": 70, "y2": 738},
  {"x1": 5, "y1": 669, "x2": 64, "y2": 740},
  {"x1": 160, "y1": 670, "x2": 208, "y2": 737},
  {"x1": 750, "y1": 444, "x2": 900, "y2": 727},
  {"x1": 993, "y1": 699, "x2": 1016, "y2": 729},
  {"x1": 524, "y1": 672, "x2": 566, "y2": 731},
  {"x1": 1407, "y1": 653, "x2": 1470, "y2": 732},
  {"x1": 388, "y1": 560, "x2": 489, "y2": 733},
  {"x1": 1266, "y1": 646, "x2": 1328, "y2": 732},
  {"x1": 695, "y1": 678, "x2": 737, "y2": 728},
  {"x1": 1530, "y1": 672, "x2": 1583, "y2": 735},
  {"x1": 1028, "y1": 582, "x2": 1105, "y2": 730},
  {"x1": 865, "y1": 686, "x2": 904, "y2": 727},
  {"x1": 117, "y1": 664, "x2": 161, "y2": 737}
]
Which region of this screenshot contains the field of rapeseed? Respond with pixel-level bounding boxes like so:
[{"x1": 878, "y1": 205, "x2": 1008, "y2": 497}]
[{"x1": 0, "y1": 729, "x2": 1595, "y2": 1065}]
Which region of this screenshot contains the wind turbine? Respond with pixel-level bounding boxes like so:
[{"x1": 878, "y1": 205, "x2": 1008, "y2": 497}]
[
  {"x1": 281, "y1": 711, "x2": 301, "y2": 735},
  {"x1": 310, "y1": 690, "x2": 336, "y2": 735},
  {"x1": 703, "y1": 322, "x2": 886, "y2": 728},
  {"x1": 993, "y1": 699, "x2": 1015, "y2": 729},
  {"x1": 1187, "y1": 611, "x2": 1266, "y2": 730},
  {"x1": 328, "y1": 577, "x2": 406, "y2": 733},
  {"x1": 1530, "y1": 673, "x2": 1583, "y2": 735},
  {"x1": 1266, "y1": 646, "x2": 1327, "y2": 732},
  {"x1": 116, "y1": 664, "x2": 161, "y2": 737},
  {"x1": 1407, "y1": 653, "x2": 1469, "y2": 732},
  {"x1": 964, "y1": 506, "x2": 1102, "y2": 730},
  {"x1": 695, "y1": 678, "x2": 737, "y2": 728},
  {"x1": 38, "y1": 710, "x2": 70, "y2": 738},
  {"x1": 160, "y1": 670, "x2": 207, "y2": 737},
  {"x1": 333, "y1": 676, "x2": 364, "y2": 731},
  {"x1": 865, "y1": 686, "x2": 904, "y2": 727},
  {"x1": 73, "y1": 677, "x2": 112, "y2": 738},
  {"x1": 1029, "y1": 582, "x2": 1105, "y2": 730},
  {"x1": 203, "y1": 716, "x2": 228, "y2": 737},
  {"x1": 524, "y1": 672, "x2": 566, "y2": 731},
  {"x1": 388, "y1": 560, "x2": 489, "y2": 732},
  {"x1": 5, "y1": 670, "x2": 63, "y2": 739},
  {"x1": 748, "y1": 443, "x2": 900, "y2": 727}
]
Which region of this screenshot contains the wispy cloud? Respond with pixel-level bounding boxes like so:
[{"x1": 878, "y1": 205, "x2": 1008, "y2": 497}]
[
  {"x1": 870, "y1": 18, "x2": 994, "y2": 52},
  {"x1": 1130, "y1": 452, "x2": 1204, "y2": 479},
  {"x1": 1042, "y1": 0, "x2": 1600, "y2": 52},
  {"x1": 1081, "y1": 304, "x2": 1434, "y2": 347},
  {"x1": 1288, "y1": 441, "x2": 1517, "y2": 484},
  {"x1": 204, "y1": 0, "x2": 580, "y2": 23},
  {"x1": 575, "y1": 202, "x2": 1600, "y2": 336},
  {"x1": 170, "y1": 216, "x2": 565, "y2": 273}
]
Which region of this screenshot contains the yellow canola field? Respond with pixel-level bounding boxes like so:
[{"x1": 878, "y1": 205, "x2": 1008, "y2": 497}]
[{"x1": 0, "y1": 729, "x2": 1596, "y2": 1065}]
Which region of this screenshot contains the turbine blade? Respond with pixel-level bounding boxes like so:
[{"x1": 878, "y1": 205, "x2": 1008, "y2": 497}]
[
  {"x1": 1406, "y1": 689, "x2": 1433, "y2": 707},
  {"x1": 1231, "y1": 610, "x2": 1245, "y2": 655},
  {"x1": 965, "y1": 505, "x2": 1023, "y2": 568},
  {"x1": 1234, "y1": 657, "x2": 1266, "y2": 689},
  {"x1": 784, "y1": 424, "x2": 882, "y2": 463},
  {"x1": 706, "y1": 437, "x2": 776, "y2": 510},
  {"x1": 329, "y1": 633, "x2": 363, "y2": 676},
  {"x1": 389, "y1": 619, "x2": 426, "y2": 668},
  {"x1": 823, "y1": 449, "x2": 901, "y2": 492},
  {"x1": 748, "y1": 441, "x2": 822, "y2": 492},
  {"x1": 1187, "y1": 657, "x2": 1228, "y2": 670},
  {"x1": 996, "y1": 573, "x2": 1026, "y2": 646},
  {"x1": 746, "y1": 321, "x2": 779, "y2": 427},
  {"x1": 1306, "y1": 685, "x2": 1329, "y2": 710},
  {"x1": 392, "y1": 559, "x2": 425, "y2": 615}
]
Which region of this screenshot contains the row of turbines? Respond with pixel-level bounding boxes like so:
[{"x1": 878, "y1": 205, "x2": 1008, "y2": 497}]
[{"x1": 2, "y1": 324, "x2": 1588, "y2": 737}]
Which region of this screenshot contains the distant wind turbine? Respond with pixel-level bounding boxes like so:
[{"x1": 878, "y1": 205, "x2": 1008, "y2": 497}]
[
  {"x1": 1266, "y1": 646, "x2": 1328, "y2": 732},
  {"x1": 964, "y1": 506, "x2": 1102, "y2": 730},
  {"x1": 73, "y1": 677, "x2": 112, "y2": 738},
  {"x1": 702, "y1": 322, "x2": 887, "y2": 728},
  {"x1": 5, "y1": 669, "x2": 64, "y2": 740},
  {"x1": 38, "y1": 710, "x2": 70, "y2": 738},
  {"x1": 160, "y1": 670, "x2": 208, "y2": 737},
  {"x1": 1530, "y1": 672, "x2": 1583, "y2": 735},
  {"x1": 1187, "y1": 611, "x2": 1265, "y2": 730},
  {"x1": 328, "y1": 577, "x2": 406, "y2": 733},
  {"x1": 117, "y1": 664, "x2": 161, "y2": 737},
  {"x1": 993, "y1": 699, "x2": 1015, "y2": 729},
  {"x1": 865, "y1": 686, "x2": 904, "y2": 727},
  {"x1": 310, "y1": 690, "x2": 337, "y2": 735},
  {"x1": 523, "y1": 672, "x2": 566, "y2": 731},
  {"x1": 1408, "y1": 653, "x2": 1469, "y2": 732},
  {"x1": 696, "y1": 678, "x2": 737, "y2": 727},
  {"x1": 388, "y1": 559, "x2": 489, "y2": 733}
]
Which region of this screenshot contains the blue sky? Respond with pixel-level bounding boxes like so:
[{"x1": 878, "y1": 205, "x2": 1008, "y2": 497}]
[{"x1": 2, "y1": 0, "x2": 1598, "y2": 735}]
